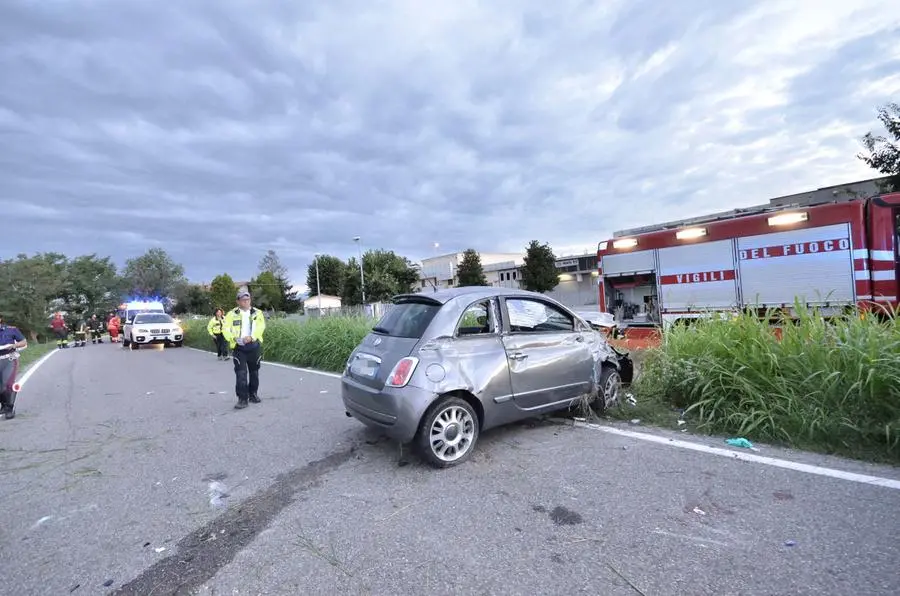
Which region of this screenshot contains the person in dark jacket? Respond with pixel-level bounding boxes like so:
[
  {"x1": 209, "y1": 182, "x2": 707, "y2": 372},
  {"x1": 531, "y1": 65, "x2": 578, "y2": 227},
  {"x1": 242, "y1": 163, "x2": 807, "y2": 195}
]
[
  {"x1": 0, "y1": 314, "x2": 27, "y2": 419},
  {"x1": 87, "y1": 314, "x2": 104, "y2": 343}
]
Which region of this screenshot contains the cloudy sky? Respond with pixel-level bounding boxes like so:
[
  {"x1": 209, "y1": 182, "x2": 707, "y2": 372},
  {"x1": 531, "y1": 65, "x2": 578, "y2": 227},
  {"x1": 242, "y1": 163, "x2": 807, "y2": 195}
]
[{"x1": 1, "y1": 0, "x2": 898, "y2": 288}]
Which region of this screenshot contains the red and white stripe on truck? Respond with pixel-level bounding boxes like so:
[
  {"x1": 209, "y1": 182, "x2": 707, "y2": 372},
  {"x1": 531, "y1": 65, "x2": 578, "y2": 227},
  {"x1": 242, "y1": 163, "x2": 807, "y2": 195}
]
[{"x1": 597, "y1": 192, "x2": 899, "y2": 326}]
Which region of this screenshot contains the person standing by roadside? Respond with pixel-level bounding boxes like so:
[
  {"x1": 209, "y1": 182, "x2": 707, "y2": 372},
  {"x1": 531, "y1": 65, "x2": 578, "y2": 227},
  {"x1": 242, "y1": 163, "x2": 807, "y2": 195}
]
[
  {"x1": 107, "y1": 312, "x2": 120, "y2": 343},
  {"x1": 0, "y1": 313, "x2": 27, "y2": 420},
  {"x1": 74, "y1": 316, "x2": 87, "y2": 347},
  {"x1": 50, "y1": 313, "x2": 68, "y2": 349},
  {"x1": 87, "y1": 314, "x2": 104, "y2": 344},
  {"x1": 222, "y1": 288, "x2": 266, "y2": 409},
  {"x1": 207, "y1": 308, "x2": 229, "y2": 360}
]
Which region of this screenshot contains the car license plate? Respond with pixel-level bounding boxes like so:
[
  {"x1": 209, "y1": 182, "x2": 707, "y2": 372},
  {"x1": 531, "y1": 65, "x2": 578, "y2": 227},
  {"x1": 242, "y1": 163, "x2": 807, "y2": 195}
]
[{"x1": 350, "y1": 355, "x2": 379, "y2": 378}]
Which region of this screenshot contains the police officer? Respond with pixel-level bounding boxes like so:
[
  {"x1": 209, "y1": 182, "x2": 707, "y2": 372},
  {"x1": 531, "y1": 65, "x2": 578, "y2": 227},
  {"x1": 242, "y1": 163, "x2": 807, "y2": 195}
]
[
  {"x1": 0, "y1": 314, "x2": 28, "y2": 420},
  {"x1": 222, "y1": 288, "x2": 266, "y2": 409},
  {"x1": 207, "y1": 308, "x2": 229, "y2": 360}
]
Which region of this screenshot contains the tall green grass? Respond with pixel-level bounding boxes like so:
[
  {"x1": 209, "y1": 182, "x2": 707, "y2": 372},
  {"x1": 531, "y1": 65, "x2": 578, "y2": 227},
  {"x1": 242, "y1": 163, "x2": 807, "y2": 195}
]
[
  {"x1": 635, "y1": 305, "x2": 900, "y2": 462},
  {"x1": 183, "y1": 315, "x2": 376, "y2": 372}
]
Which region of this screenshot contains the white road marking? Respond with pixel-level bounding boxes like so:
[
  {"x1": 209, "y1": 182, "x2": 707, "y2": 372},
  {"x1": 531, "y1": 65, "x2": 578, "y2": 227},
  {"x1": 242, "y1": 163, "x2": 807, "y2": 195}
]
[
  {"x1": 185, "y1": 347, "x2": 342, "y2": 379},
  {"x1": 571, "y1": 420, "x2": 900, "y2": 491},
  {"x1": 16, "y1": 347, "x2": 60, "y2": 390}
]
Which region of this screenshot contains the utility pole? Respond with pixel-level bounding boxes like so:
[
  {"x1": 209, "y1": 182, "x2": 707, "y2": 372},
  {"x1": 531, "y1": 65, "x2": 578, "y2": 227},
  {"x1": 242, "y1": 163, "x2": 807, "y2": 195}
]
[
  {"x1": 353, "y1": 236, "x2": 366, "y2": 304},
  {"x1": 314, "y1": 254, "x2": 322, "y2": 314}
]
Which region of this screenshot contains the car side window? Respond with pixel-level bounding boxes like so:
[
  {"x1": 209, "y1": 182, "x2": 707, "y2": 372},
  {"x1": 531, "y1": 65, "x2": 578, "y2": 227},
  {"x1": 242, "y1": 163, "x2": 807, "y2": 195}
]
[
  {"x1": 505, "y1": 298, "x2": 574, "y2": 333},
  {"x1": 456, "y1": 300, "x2": 494, "y2": 336}
]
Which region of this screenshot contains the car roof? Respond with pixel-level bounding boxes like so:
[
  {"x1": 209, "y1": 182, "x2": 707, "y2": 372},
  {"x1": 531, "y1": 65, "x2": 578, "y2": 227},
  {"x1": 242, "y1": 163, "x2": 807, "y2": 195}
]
[{"x1": 393, "y1": 286, "x2": 553, "y2": 306}]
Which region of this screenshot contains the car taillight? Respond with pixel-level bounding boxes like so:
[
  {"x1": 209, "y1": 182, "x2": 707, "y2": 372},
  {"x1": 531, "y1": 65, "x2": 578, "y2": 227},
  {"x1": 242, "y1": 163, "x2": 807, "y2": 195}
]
[{"x1": 386, "y1": 357, "x2": 418, "y2": 388}]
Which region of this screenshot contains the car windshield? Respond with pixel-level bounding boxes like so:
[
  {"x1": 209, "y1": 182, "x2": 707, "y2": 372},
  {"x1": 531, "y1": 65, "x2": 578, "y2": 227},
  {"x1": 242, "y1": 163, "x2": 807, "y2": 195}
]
[
  {"x1": 372, "y1": 300, "x2": 440, "y2": 338},
  {"x1": 134, "y1": 314, "x2": 173, "y2": 324}
]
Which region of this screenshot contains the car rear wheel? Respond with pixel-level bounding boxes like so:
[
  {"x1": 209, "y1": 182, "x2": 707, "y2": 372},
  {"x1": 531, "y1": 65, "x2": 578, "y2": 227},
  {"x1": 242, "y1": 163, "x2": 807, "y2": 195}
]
[
  {"x1": 416, "y1": 396, "x2": 479, "y2": 468},
  {"x1": 592, "y1": 364, "x2": 622, "y2": 414}
]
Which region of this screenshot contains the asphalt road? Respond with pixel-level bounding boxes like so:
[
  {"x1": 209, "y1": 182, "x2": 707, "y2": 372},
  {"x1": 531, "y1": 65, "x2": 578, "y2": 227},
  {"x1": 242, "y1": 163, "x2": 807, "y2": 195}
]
[{"x1": 1, "y1": 343, "x2": 899, "y2": 596}]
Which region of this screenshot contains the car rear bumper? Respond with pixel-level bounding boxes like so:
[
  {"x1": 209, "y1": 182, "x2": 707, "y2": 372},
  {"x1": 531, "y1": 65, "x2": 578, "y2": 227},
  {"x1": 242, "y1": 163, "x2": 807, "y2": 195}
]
[{"x1": 340, "y1": 375, "x2": 435, "y2": 443}]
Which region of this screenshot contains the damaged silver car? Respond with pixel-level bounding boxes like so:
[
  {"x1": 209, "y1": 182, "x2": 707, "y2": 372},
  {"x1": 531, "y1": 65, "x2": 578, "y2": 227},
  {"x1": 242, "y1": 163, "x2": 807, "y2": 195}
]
[{"x1": 341, "y1": 287, "x2": 633, "y2": 468}]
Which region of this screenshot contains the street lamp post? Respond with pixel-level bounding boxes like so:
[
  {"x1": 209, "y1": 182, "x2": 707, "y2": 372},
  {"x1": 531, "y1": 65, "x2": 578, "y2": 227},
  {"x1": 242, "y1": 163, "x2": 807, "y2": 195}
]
[
  {"x1": 314, "y1": 253, "x2": 322, "y2": 314},
  {"x1": 353, "y1": 236, "x2": 366, "y2": 304}
]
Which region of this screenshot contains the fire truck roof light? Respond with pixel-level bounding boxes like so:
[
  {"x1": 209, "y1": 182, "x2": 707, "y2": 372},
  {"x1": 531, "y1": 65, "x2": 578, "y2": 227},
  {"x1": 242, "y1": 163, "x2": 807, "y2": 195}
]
[
  {"x1": 612, "y1": 238, "x2": 638, "y2": 249},
  {"x1": 675, "y1": 227, "x2": 707, "y2": 240},
  {"x1": 768, "y1": 212, "x2": 808, "y2": 226}
]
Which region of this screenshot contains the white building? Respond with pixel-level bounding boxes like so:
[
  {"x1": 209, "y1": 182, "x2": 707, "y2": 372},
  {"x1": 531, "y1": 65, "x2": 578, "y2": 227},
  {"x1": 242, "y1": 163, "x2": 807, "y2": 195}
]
[
  {"x1": 475, "y1": 251, "x2": 601, "y2": 308},
  {"x1": 417, "y1": 252, "x2": 524, "y2": 292},
  {"x1": 302, "y1": 294, "x2": 342, "y2": 314}
]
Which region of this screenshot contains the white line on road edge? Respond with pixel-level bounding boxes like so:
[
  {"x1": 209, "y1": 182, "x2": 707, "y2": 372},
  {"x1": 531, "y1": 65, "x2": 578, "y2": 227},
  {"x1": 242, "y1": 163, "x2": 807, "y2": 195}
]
[
  {"x1": 571, "y1": 420, "x2": 900, "y2": 491},
  {"x1": 16, "y1": 348, "x2": 60, "y2": 391},
  {"x1": 185, "y1": 347, "x2": 341, "y2": 379}
]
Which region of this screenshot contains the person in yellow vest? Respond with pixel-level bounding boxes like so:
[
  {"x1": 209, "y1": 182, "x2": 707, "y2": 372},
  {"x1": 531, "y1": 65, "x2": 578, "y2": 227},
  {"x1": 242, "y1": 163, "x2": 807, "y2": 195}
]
[
  {"x1": 207, "y1": 308, "x2": 229, "y2": 360},
  {"x1": 222, "y1": 288, "x2": 266, "y2": 409}
]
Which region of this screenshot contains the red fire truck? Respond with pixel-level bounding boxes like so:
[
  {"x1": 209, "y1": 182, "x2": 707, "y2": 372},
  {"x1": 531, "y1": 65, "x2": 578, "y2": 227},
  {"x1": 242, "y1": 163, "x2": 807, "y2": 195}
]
[{"x1": 596, "y1": 190, "x2": 899, "y2": 334}]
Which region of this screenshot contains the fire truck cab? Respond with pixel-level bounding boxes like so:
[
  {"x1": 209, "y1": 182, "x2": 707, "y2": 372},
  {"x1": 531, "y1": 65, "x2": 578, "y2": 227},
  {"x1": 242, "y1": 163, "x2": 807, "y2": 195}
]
[{"x1": 597, "y1": 191, "x2": 900, "y2": 331}]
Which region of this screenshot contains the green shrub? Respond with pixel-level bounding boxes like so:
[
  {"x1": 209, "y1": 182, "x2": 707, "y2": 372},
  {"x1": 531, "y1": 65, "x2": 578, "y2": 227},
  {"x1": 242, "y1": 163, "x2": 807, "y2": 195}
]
[
  {"x1": 183, "y1": 315, "x2": 376, "y2": 373},
  {"x1": 634, "y1": 304, "x2": 900, "y2": 462}
]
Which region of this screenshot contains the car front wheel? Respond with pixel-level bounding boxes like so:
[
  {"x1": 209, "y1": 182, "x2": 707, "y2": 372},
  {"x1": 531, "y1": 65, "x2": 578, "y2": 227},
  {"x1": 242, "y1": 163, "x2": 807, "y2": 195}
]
[
  {"x1": 416, "y1": 396, "x2": 479, "y2": 468},
  {"x1": 592, "y1": 364, "x2": 622, "y2": 414}
]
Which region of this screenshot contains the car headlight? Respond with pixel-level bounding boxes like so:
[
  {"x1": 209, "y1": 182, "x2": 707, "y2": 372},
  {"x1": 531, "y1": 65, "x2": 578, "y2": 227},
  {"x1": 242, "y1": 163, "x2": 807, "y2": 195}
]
[{"x1": 173, "y1": 327, "x2": 182, "y2": 334}]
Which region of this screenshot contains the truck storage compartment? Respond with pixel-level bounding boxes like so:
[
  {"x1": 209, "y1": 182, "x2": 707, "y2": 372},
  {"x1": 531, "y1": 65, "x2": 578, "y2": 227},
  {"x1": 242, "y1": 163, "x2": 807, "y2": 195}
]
[
  {"x1": 737, "y1": 222, "x2": 855, "y2": 307},
  {"x1": 657, "y1": 239, "x2": 738, "y2": 312}
]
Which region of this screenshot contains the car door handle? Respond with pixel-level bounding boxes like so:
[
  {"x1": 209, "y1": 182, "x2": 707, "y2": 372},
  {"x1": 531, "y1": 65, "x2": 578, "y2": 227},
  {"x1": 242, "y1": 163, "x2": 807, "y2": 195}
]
[{"x1": 509, "y1": 352, "x2": 528, "y2": 361}]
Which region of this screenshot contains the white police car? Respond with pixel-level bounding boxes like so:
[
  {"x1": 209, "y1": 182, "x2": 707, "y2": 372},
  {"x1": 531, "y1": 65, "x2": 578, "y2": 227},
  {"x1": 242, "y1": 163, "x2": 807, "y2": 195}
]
[{"x1": 124, "y1": 312, "x2": 184, "y2": 349}]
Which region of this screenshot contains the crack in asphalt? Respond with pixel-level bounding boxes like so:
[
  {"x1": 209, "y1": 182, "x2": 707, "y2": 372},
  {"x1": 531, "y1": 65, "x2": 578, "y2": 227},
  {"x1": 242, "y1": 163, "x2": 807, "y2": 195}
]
[{"x1": 111, "y1": 443, "x2": 361, "y2": 596}]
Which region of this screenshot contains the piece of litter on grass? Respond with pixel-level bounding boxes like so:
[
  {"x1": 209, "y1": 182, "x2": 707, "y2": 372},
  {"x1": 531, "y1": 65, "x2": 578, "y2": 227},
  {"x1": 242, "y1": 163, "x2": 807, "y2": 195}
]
[
  {"x1": 677, "y1": 420, "x2": 686, "y2": 426},
  {"x1": 693, "y1": 507, "x2": 706, "y2": 516},
  {"x1": 154, "y1": 547, "x2": 166, "y2": 553},
  {"x1": 629, "y1": 419, "x2": 641, "y2": 425},
  {"x1": 574, "y1": 417, "x2": 586, "y2": 422}
]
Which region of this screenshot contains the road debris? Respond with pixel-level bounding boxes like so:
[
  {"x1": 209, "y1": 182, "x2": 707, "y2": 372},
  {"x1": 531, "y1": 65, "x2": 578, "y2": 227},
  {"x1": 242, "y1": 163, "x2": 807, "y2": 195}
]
[
  {"x1": 726, "y1": 437, "x2": 760, "y2": 451},
  {"x1": 693, "y1": 507, "x2": 707, "y2": 516}
]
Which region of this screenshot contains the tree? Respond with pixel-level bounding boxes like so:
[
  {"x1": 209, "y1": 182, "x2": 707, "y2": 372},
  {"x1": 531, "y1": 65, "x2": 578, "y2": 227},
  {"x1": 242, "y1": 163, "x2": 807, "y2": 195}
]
[
  {"x1": 209, "y1": 273, "x2": 237, "y2": 311},
  {"x1": 0, "y1": 252, "x2": 69, "y2": 340},
  {"x1": 341, "y1": 257, "x2": 363, "y2": 306},
  {"x1": 249, "y1": 270, "x2": 285, "y2": 311},
  {"x1": 520, "y1": 240, "x2": 559, "y2": 293},
  {"x1": 171, "y1": 282, "x2": 212, "y2": 315},
  {"x1": 456, "y1": 249, "x2": 488, "y2": 286},
  {"x1": 858, "y1": 102, "x2": 900, "y2": 192},
  {"x1": 306, "y1": 254, "x2": 347, "y2": 297},
  {"x1": 62, "y1": 254, "x2": 122, "y2": 317},
  {"x1": 258, "y1": 249, "x2": 289, "y2": 280},
  {"x1": 122, "y1": 248, "x2": 186, "y2": 298}
]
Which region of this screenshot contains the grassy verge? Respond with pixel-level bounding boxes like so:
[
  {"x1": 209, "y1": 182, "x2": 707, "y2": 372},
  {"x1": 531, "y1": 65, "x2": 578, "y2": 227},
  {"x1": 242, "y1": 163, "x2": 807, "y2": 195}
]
[
  {"x1": 183, "y1": 315, "x2": 376, "y2": 373},
  {"x1": 607, "y1": 306, "x2": 900, "y2": 464},
  {"x1": 17, "y1": 341, "x2": 57, "y2": 373}
]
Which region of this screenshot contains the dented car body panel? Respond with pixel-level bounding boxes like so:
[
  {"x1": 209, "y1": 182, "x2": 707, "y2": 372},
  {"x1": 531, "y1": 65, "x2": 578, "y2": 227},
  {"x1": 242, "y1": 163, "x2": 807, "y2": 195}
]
[{"x1": 341, "y1": 287, "x2": 627, "y2": 443}]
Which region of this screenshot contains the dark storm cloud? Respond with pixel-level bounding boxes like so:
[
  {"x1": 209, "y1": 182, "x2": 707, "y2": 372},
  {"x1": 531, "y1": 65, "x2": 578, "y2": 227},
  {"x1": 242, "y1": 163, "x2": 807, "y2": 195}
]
[{"x1": 1, "y1": 0, "x2": 897, "y2": 288}]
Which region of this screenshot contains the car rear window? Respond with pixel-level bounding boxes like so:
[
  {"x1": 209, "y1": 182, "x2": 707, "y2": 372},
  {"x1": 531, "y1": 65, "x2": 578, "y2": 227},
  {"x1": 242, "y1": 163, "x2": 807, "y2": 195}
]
[{"x1": 373, "y1": 301, "x2": 440, "y2": 338}]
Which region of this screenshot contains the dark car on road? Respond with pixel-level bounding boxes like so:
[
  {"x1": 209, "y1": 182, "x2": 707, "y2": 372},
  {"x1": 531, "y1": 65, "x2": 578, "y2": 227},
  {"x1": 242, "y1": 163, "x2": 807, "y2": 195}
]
[{"x1": 341, "y1": 287, "x2": 632, "y2": 468}]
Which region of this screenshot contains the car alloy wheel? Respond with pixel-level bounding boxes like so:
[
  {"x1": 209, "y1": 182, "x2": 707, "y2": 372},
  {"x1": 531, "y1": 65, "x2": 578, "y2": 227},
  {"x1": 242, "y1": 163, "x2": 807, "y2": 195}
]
[
  {"x1": 592, "y1": 365, "x2": 622, "y2": 413},
  {"x1": 417, "y1": 396, "x2": 479, "y2": 468}
]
